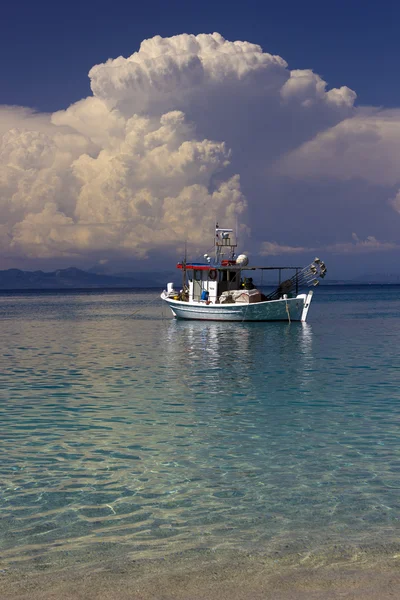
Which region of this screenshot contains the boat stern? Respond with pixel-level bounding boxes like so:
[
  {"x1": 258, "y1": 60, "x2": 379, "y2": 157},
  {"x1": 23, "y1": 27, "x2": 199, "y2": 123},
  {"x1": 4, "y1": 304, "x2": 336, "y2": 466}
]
[{"x1": 300, "y1": 290, "x2": 314, "y2": 322}]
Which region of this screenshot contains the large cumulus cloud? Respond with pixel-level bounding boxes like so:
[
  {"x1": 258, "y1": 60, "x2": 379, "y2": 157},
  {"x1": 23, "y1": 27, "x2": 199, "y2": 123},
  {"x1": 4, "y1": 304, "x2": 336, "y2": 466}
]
[
  {"x1": 2, "y1": 32, "x2": 399, "y2": 271},
  {"x1": 0, "y1": 106, "x2": 245, "y2": 262}
]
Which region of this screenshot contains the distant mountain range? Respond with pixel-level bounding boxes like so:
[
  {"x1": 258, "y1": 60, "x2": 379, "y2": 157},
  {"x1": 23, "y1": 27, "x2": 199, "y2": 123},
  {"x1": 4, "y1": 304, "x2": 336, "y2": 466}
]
[
  {"x1": 0, "y1": 267, "x2": 399, "y2": 290},
  {"x1": 0, "y1": 267, "x2": 173, "y2": 289}
]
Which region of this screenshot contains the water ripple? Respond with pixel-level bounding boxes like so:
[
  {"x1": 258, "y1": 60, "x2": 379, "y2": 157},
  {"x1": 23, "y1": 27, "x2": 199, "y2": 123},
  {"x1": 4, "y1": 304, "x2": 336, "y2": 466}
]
[{"x1": 1, "y1": 287, "x2": 400, "y2": 569}]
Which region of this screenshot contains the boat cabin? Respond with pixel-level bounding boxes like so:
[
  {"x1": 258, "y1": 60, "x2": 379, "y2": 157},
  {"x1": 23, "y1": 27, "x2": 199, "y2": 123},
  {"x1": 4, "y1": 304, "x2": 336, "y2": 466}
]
[{"x1": 177, "y1": 264, "x2": 241, "y2": 303}]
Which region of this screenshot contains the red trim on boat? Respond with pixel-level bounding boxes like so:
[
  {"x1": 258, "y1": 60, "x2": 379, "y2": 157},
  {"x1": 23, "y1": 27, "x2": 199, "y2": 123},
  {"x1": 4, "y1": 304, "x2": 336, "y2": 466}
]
[{"x1": 177, "y1": 263, "x2": 213, "y2": 271}]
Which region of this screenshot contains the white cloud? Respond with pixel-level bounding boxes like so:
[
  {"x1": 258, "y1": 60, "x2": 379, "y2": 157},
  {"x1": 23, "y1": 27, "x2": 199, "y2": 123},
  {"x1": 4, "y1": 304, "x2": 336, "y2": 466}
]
[
  {"x1": 260, "y1": 241, "x2": 310, "y2": 256},
  {"x1": 326, "y1": 233, "x2": 399, "y2": 254},
  {"x1": 276, "y1": 109, "x2": 400, "y2": 186},
  {"x1": 260, "y1": 233, "x2": 400, "y2": 258},
  {"x1": 5, "y1": 31, "x2": 400, "y2": 271},
  {"x1": 280, "y1": 69, "x2": 355, "y2": 110},
  {"x1": 88, "y1": 33, "x2": 290, "y2": 118},
  {"x1": 2, "y1": 109, "x2": 245, "y2": 260}
]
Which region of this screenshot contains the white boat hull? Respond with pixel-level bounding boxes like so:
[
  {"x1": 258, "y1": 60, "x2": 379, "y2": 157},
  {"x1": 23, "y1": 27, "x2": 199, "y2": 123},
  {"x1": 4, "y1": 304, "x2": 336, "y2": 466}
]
[{"x1": 161, "y1": 292, "x2": 313, "y2": 322}]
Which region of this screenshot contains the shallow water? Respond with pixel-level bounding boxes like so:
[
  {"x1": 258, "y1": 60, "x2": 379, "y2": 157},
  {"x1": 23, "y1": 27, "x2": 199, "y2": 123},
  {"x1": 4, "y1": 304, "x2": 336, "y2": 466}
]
[{"x1": 1, "y1": 285, "x2": 400, "y2": 573}]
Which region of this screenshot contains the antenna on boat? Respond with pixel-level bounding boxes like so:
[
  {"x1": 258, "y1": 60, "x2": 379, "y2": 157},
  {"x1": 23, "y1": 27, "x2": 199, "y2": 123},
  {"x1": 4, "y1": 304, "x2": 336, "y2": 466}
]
[
  {"x1": 235, "y1": 216, "x2": 238, "y2": 249},
  {"x1": 182, "y1": 240, "x2": 187, "y2": 291}
]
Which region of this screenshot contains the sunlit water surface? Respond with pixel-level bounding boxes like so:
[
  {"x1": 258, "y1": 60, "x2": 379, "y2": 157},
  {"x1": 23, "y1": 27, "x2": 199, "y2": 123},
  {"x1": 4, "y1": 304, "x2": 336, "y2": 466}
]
[{"x1": 1, "y1": 286, "x2": 400, "y2": 571}]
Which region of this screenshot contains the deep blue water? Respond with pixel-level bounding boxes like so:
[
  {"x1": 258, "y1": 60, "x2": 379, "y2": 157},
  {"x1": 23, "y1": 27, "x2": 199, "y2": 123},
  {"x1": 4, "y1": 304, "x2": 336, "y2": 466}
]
[{"x1": 1, "y1": 285, "x2": 400, "y2": 570}]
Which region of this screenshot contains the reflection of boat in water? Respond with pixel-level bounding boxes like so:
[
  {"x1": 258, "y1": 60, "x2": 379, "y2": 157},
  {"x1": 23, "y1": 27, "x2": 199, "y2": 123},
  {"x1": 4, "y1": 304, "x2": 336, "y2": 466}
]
[
  {"x1": 161, "y1": 224, "x2": 326, "y2": 322},
  {"x1": 163, "y1": 318, "x2": 315, "y2": 401}
]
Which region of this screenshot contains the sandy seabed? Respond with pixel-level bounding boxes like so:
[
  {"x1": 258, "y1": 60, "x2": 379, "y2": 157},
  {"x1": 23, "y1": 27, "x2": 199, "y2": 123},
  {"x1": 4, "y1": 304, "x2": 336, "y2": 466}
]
[{"x1": 1, "y1": 547, "x2": 400, "y2": 600}]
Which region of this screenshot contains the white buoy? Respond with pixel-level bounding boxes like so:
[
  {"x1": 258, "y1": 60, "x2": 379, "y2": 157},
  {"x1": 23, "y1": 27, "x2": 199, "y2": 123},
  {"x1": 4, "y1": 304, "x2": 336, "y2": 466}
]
[{"x1": 236, "y1": 254, "x2": 249, "y2": 266}]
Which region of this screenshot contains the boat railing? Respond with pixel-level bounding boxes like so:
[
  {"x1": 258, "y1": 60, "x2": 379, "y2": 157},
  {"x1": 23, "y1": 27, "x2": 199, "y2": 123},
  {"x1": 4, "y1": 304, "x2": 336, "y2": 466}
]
[
  {"x1": 241, "y1": 260, "x2": 326, "y2": 300},
  {"x1": 239, "y1": 266, "x2": 302, "y2": 296}
]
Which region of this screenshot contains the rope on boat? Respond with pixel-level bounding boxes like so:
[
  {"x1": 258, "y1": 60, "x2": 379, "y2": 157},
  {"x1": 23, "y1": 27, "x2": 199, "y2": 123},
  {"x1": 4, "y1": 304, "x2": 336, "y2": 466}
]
[
  {"x1": 241, "y1": 300, "x2": 250, "y2": 322},
  {"x1": 130, "y1": 294, "x2": 160, "y2": 317},
  {"x1": 285, "y1": 298, "x2": 291, "y2": 323}
]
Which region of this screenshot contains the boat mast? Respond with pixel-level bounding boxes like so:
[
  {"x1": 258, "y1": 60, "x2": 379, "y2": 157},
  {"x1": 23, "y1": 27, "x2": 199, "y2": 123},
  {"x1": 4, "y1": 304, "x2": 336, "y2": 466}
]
[
  {"x1": 214, "y1": 223, "x2": 236, "y2": 265},
  {"x1": 214, "y1": 222, "x2": 219, "y2": 265}
]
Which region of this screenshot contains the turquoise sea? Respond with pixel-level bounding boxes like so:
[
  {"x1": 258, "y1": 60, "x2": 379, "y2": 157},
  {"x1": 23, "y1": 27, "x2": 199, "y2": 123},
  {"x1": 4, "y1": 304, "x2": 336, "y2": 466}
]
[{"x1": 1, "y1": 285, "x2": 400, "y2": 588}]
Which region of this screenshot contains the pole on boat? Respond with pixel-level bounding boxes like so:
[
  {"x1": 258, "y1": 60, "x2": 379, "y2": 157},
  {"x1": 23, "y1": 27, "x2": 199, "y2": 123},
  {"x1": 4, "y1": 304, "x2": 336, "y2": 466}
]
[
  {"x1": 214, "y1": 222, "x2": 223, "y2": 265},
  {"x1": 182, "y1": 241, "x2": 187, "y2": 293}
]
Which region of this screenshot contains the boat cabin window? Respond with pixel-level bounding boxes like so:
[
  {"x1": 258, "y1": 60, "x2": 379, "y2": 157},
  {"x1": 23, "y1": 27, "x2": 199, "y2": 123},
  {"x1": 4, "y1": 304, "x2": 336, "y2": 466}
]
[{"x1": 221, "y1": 270, "x2": 239, "y2": 283}]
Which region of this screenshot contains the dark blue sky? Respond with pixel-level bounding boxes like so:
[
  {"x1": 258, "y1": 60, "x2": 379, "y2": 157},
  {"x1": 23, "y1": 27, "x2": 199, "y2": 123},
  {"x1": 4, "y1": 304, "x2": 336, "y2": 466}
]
[{"x1": 2, "y1": 0, "x2": 399, "y2": 112}]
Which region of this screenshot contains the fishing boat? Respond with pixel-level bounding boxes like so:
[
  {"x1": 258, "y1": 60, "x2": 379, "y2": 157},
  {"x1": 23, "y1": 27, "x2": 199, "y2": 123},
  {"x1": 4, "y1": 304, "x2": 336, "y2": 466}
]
[{"x1": 161, "y1": 225, "x2": 326, "y2": 322}]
